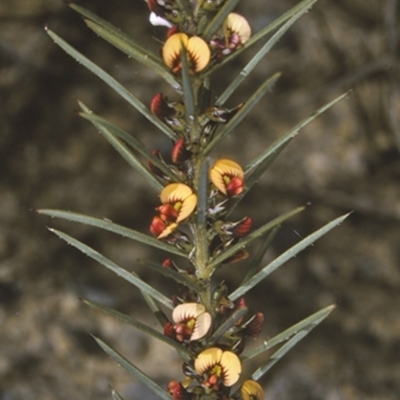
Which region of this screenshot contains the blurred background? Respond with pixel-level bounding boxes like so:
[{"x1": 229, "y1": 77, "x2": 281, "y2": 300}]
[{"x1": 1, "y1": 0, "x2": 400, "y2": 399}]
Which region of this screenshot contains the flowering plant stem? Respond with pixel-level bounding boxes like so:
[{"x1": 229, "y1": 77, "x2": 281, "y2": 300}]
[{"x1": 41, "y1": 1, "x2": 349, "y2": 399}]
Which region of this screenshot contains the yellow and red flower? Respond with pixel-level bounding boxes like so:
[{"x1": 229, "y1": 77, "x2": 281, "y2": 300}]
[
  {"x1": 224, "y1": 13, "x2": 251, "y2": 47},
  {"x1": 167, "y1": 303, "x2": 212, "y2": 341},
  {"x1": 151, "y1": 183, "x2": 197, "y2": 239},
  {"x1": 163, "y1": 33, "x2": 210, "y2": 74},
  {"x1": 194, "y1": 347, "x2": 241, "y2": 388},
  {"x1": 240, "y1": 380, "x2": 264, "y2": 400},
  {"x1": 210, "y1": 159, "x2": 245, "y2": 196}
]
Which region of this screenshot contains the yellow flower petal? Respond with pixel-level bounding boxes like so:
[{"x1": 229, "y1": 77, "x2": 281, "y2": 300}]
[
  {"x1": 172, "y1": 303, "x2": 206, "y2": 323},
  {"x1": 157, "y1": 222, "x2": 178, "y2": 239},
  {"x1": 160, "y1": 183, "x2": 193, "y2": 204},
  {"x1": 224, "y1": 13, "x2": 252, "y2": 44},
  {"x1": 186, "y1": 36, "x2": 211, "y2": 72},
  {"x1": 162, "y1": 33, "x2": 189, "y2": 71},
  {"x1": 191, "y1": 311, "x2": 212, "y2": 341},
  {"x1": 241, "y1": 380, "x2": 264, "y2": 400},
  {"x1": 176, "y1": 192, "x2": 197, "y2": 222},
  {"x1": 195, "y1": 347, "x2": 223, "y2": 375},
  {"x1": 162, "y1": 33, "x2": 210, "y2": 73},
  {"x1": 220, "y1": 350, "x2": 241, "y2": 387},
  {"x1": 210, "y1": 159, "x2": 244, "y2": 195}
]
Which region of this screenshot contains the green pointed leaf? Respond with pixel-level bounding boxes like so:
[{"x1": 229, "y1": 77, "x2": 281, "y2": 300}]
[
  {"x1": 216, "y1": 4, "x2": 310, "y2": 106},
  {"x1": 180, "y1": 41, "x2": 195, "y2": 136},
  {"x1": 209, "y1": 307, "x2": 248, "y2": 345},
  {"x1": 208, "y1": 206, "x2": 304, "y2": 270},
  {"x1": 245, "y1": 92, "x2": 349, "y2": 176},
  {"x1": 69, "y1": 4, "x2": 164, "y2": 67},
  {"x1": 111, "y1": 389, "x2": 126, "y2": 400},
  {"x1": 77, "y1": 103, "x2": 162, "y2": 192},
  {"x1": 84, "y1": 19, "x2": 180, "y2": 90},
  {"x1": 226, "y1": 92, "x2": 349, "y2": 217},
  {"x1": 78, "y1": 101, "x2": 179, "y2": 181},
  {"x1": 204, "y1": 0, "x2": 319, "y2": 76},
  {"x1": 141, "y1": 290, "x2": 170, "y2": 327},
  {"x1": 83, "y1": 299, "x2": 192, "y2": 361},
  {"x1": 49, "y1": 228, "x2": 174, "y2": 309},
  {"x1": 241, "y1": 225, "x2": 279, "y2": 284},
  {"x1": 202, "y1": 0, "x2": 241, "y2": 41},
  {"x1": 242, "y1": 304, "x2": 335, "y2": 363},
  {"x1": 202, "y1": 73, "x2": 281, "y2": 155},
  {"x1": 94, "y1": 336, "x2": 173, "y2": 400},
  {"x1": 251, "y1": 331, "x2": 307, "y2": 380},
  {"x1": 38, "y1": 209, "x2": 187, "y2": 257},
  {"x1": 230, "y1": 213, "x2": 350, "y2": 301},
  {"x1": 45, "y1": 29, "x2": 178, "y2": 141},
  {"x1": 137, "y1": 259, "x2": 202, "y2": 292}
]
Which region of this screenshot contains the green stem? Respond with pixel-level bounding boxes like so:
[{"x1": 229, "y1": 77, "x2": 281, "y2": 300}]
[{"x1": 192, "y1": 155, "x2": 211, "y2": 309}]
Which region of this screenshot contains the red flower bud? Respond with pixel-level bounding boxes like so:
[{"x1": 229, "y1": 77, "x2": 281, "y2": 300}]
[
  {"x1": 164, "y1": 321, "x2": 176, "y2": 338},
  {"x1": 150, "y1": 216, "x2": 167, "y2": 236},
  {"x1": 232, "y1": 217, "x2": 252, "y2": 238},
  {"x1": 171, "y1": 138, "x2": 191, "y2": 164},
  {"x1": 245, "y1": 312, "x2": 264, "y2": 338},
  {"x1": 151, "y1": 93, "x2": 176, "y2": 120},
  {"x1": 162, "y1": 259, "x2": 173, "y2": 268}
]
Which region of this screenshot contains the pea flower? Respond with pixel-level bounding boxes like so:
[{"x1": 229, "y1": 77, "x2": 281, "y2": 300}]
[
  {"x1": 163, "y1": 33, "x2": 211, "y2": 74},
  {"x1": 241, "y1": 380, "x2": 264, "y2": 400},
  {"x1": 194, "y1": 347, "x2": 241, "y2": 388},
  {"x1": 169, "y1": 303, "x2": 212, "y2": 341},
  {"x1": 223, "y1": 13, "x2": 252, "y2": 47},
  {"x1": 209, "y1": 159, "x2": 244, "y2": 196},
  {"x1": 160, "y1": 183, "x2": 197, "y2": 223}
]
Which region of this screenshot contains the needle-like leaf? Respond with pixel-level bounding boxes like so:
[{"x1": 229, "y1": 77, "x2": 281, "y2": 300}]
[
  {"x1": 242, "y1": 304, "x2": 335, "y2": 362},
  {"x1": 94, "y1": 336, "x2": 173, "y2": 400},
  {"x1": 241, "y1": 225, "x2": 280, "y2": 284},
  {"x1": 229, "y1": 214, "x2": 350, "y2": 301},
  {"x1": 208, "y1": 207, "x2": 304, "y2": 270},
  {"x1": 77, "y1": 102, "x2": 162, "y2": 192},
  {"x1": 83, "y1": 299, "x2": 192, "y2": 361},
  {"x1": 202, "y1": 72, "x2": 281, "y2": 155},
  {"x1": 216, "y1": 5, "x2": 311, "y2": 106},
  {"x1": 38, "y1": 209, "x2": 187, "y2": 257},
  {"x1": 84, "y1": 19, "x2": 180, "y2": 90},
  {"x1": 49, "y1": 228, "x2": 174, "y2": 309},
  {"x1": 209, "y1": 307, "x2": 248, "y2": 345},
  {"x1": 78, "y1": 101, "x2": 179, "y2": 181},
  {"x1": 137, "y1": 259, "x2": 202, "y2": 292},
  {"x1": 226, "y1": 92, "x2": 349, "y2": 217},
  {"x1": 45, "y1": 29, "x2": 178, "y2": 141}
]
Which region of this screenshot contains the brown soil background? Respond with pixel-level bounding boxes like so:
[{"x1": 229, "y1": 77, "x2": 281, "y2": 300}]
[{"x1": 1, "y1": 0, "x2": 400, "y2": 399}]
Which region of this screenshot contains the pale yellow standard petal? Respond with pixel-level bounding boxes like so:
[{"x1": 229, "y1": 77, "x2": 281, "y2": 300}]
[
  {"x1": 220, "y1": 350, "x2": 241, "y2": 387},
  {"x1": 187, "y1": 36, "x2": 211, "y2": 72},
  {"x1": 172, "y1": 303, "x2": 206, "y2": 323},
  {"x1": 241, "y1": 380, "x2": 264, "y2": 400},
  {"x1": 224, "y1": 13, "x2": 252, "y2": 43},
  {"x1": 162, "y1": 33, "x2": 189, "y2": 69},
  {"x1": 160, "y1": 183, "x2": 193, "y2": 204},
  {"x1": 191, "y1": 311, "x2": 212, "y2": 341},
  {"x1": 195, "y1": 347, "x2": 223, "y2": 375},
  {"x1": 177, "y1": 192, "x2": 197, "y2": 222}
]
